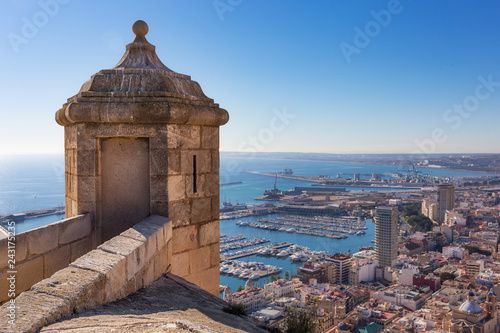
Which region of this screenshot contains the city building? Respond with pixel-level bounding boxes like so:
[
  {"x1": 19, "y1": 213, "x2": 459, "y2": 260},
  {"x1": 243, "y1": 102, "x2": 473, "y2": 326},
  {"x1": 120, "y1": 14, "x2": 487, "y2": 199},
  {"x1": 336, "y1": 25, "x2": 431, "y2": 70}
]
[
  {"x1": 373, "y1": 284, "x2": 433, "y2": 311},
  {"x1": 349, "y1": 258, "x2": 377, "y2": 286},
  {"x1": 438, "y1": 184, "x2": 455, "y2": 224},
  {"x1": 326, "y1": 253, "x2": 353, "y2": 285},
  {"x1": 465, "y1": 260, "x2": 484, "y2": 279},
  {"x1": 444, "y1": 290, "x2": 499, "y2": 333},
  {"x1": 264, "y1": 278, "x2": 301, "y2": 299},
  {"x1": 297, "y1": 262, "x2": 327, "y2": 284},
  {"x1": 422, "y1": 198, "x2": 439, "y2": 222},
  {"x1": 412, "y1": 273, "x2": 441, "y2": 292},
  {"x1": 225, "y1": 279, "x2": 271, "y2": 313},
  {"x1": 374, "y1": 206, "x2": 398, "y2": 268}
]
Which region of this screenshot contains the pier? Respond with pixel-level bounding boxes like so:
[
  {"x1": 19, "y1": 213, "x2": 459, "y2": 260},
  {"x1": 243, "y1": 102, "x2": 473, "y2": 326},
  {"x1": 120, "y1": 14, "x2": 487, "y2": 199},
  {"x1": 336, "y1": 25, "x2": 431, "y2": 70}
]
[
  {"x1": 241, "y1": 171, "x2": 423, "y2": 189},
  {"x1": 0, "y1": 206, "x2": 65, "y2": 222},
  {"x1": 222, "y1": 242, "x2": 293, "y2": 260},
  {"x1": 220, "y1": 181, "x2": 243, "y2": 187}
]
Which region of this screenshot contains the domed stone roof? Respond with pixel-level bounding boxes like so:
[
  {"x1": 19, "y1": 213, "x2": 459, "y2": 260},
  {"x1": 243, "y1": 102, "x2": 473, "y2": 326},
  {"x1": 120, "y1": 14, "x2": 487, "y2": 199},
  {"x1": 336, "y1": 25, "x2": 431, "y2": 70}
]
[
  {"x1": 459, "y1": 300, "x2": 482, "y2": 314},
  {"x1": 55, "y1": 20, "x2": 228, "y2": 127}
]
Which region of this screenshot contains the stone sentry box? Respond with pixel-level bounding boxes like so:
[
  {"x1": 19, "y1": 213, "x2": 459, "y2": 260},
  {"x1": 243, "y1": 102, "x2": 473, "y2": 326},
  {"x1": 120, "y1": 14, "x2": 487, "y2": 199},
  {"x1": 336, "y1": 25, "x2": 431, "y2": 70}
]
[{"x1": 55, "y1": 20, "x2": 228, "y2": 295}]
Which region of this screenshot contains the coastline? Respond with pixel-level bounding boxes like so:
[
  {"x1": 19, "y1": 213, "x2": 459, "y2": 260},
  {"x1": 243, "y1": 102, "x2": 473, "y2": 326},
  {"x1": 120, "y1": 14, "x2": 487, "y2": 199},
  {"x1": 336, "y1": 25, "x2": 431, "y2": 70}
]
[{"x1": 220, "y1": 153, "x2": 499, "y2": 176}]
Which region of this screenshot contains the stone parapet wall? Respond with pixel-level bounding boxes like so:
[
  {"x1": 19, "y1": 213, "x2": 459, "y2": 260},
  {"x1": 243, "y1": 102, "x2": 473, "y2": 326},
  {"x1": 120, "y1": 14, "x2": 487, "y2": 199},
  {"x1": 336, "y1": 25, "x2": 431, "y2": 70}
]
[
  {"x1": 0, "y1": 214, "x2": 92, "y2": 304},
  {"x1": 0, "y1": 215, "x2": 172, "y2": 333},
  {"x1": 166, "y1": 124, "x2": 221, "y2": 296}
]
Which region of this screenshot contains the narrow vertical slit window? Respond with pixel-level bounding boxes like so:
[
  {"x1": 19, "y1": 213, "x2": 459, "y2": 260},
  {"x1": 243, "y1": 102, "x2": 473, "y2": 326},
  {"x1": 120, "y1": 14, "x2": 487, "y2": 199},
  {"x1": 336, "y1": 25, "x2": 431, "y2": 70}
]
[{"x1": 193, "y1": 155, "x2": 197, "y2": 193}]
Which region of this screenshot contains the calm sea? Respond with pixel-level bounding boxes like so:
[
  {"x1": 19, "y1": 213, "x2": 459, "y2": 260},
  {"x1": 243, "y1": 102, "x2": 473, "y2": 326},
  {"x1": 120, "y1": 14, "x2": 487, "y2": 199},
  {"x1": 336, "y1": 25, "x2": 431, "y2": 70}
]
[{"x1": 0, "y1": 154, "x2": 495, "y2": 290}]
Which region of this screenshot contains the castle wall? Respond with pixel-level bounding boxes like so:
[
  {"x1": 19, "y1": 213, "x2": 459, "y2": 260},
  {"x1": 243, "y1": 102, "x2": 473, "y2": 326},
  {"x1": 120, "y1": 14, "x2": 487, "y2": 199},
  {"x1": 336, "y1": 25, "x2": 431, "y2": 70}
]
[
  {"x1": 0, "y1": 214, "x2": 172, "y2": 333},
  {"x1": 0, "y1": 214, "x2": 92, "y2": 304},
  {"x1": 64, "y1": 122, "x2": 221, "y2": 295}
]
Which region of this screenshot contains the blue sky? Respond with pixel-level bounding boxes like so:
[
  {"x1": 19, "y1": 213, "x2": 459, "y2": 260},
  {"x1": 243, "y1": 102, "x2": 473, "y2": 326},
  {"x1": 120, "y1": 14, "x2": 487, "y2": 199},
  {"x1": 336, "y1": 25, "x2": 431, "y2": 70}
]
[{"x1": 1, "y1": 0, "x2": 499, "y2": 154}]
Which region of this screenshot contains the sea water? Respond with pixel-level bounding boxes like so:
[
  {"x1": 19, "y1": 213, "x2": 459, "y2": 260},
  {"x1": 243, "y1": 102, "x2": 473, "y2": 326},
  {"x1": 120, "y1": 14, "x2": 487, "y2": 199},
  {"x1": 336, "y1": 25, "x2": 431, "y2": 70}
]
[{"x1": 0, "y1": 154, "x2": 496, "y2": 291}]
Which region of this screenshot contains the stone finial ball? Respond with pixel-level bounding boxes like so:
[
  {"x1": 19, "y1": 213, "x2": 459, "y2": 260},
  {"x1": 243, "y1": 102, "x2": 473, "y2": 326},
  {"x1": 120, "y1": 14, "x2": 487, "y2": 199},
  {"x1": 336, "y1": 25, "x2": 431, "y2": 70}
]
[{"x1": 132, "y1": 20, "x2": 149, "y2": 37}]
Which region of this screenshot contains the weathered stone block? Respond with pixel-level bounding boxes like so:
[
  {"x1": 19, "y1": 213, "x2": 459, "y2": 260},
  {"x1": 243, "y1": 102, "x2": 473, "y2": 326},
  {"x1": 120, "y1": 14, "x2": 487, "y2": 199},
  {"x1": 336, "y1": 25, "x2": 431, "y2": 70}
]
[
  {"x1": 186, "y1": 174, "x2": 206, "y2": 197},
  {"x1": 171, "y1": 250, "x2": 190, "y2": 277},
  {"x1": 65, "y1": 148, "x2": 76, "y2": 174},
  {"x1": 70, "y1": 237, "x2": 92, "y2": 262},
  {"x1": 168, "y1": 200, "x2": 191, "y2": 227},
  {"x1": 58, "y1": 214, "x2": 91, "y2": 244},
  {"x1": 199, "y1": 220, "x2": 219, "y2": 247},
  {"x1": 151, "y1": 200, "x2": 169, "y2": 217},
  {"x1": 98, "y1": 235, "x2": 145, "y2": 281},
  {"x1": 0, "y1": 270, "x2": 10, "y2": 303},
  {"x1": 70, "y1": 249, "x2": 126, "y2": 302},
  {"x1": 138, "y1": 259, "x2": 155, "y2": 288},
  {"x1": 75, "y1": 201, "x2": 96, "y2": 216},
  {"x1": 172, "y1": 225, "x2": 198, "y2": 254},
  {"x1": 121, "y1": 217, "x2": 164, "y2": 261},
  {"x1": 211, "y1": 196, "x2": 220, "y2": 221},
  {"x1": 28, "y1": 223, "x2": 59, "y2": 256},
  {"x1": 66, "y1": 173, "x2": 77, "y2": 201},
  {"x1": 76, "y1": 149, "x2": 97, "y2": 176},
  {"x1": 44, "y1": 244, "x2": 71, "y2": 278},
  {"x1": 0, "y1": 291, "x2": 71, "y2": 333},
  {"x1": 154, "y1": 243, "x2": 171, "y2": 277},
  {"x1": 205, "y1": 172, "x2": 220, "y2": 197},
  {"x1": 189, "y1": 246, "x2": 211, "y2": 274},
  {"x1": 76, "y1": 175, "x2": 96, "y2": 203},
  {"x1": 200, "y1": 266, "x2": 221, "y2": 296},
  {"x1": 167, "y1": 175, "x2": 185, "y2": 201},
  {"x1": 0, "y1": 238, "x2": 9, "y2": 269},
  {"x1": 65, "y1": 126, "x2": 77, "y2": 149},
  {"x1": 210, "y1": 242, "x2": 220, "y2": 267},
  {"x1": 115, "y1": 275, "x2": 137, "y2": 300},
  {"x1": 144, "y1": 215, "x2": 173, "y2": 246},
  {"x1": 150, "y1": 175, "x2": 168, "y2": 201},
  {"x1": 17, "y1": 255, "x2": 44, "y2": 294},
  {"x1": 75, "y1": 123, "x2": 97, "y2": 149},
  {"x1": 211, "y1": 150, "x2": 220, "y2": 173},
  {"x1": 16, "y1": 231, "x2": 29, "y2": 262},
  {"x1": 181, "y1": 149, "x2": 211, "y2": 175},
  {"x1": 167, "y1": 124, "x2": 201, "y2": 149},
  {"x1": 201, "y1": 126, "x2": 219, "y2": 149},
  {"x1": 167, "y1": 150, "x2": 181, "y2": 175},
  {"x1": 31, "y1": 266, "x2": 105, "y2": 311},
  {"x1": 150, "y1": 148, "x2": 168, "y2": 176},
  {"x1": 191, "y1": 198, "x2": 211, "y2": 224},
  {"x1": 198, "y1": 150, "x2": 212, "y2": 174}
]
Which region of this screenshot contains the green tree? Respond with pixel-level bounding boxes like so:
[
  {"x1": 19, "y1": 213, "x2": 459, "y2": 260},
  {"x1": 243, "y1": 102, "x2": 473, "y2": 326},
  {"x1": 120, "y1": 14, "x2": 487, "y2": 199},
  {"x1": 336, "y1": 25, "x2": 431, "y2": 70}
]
[
  {"x1": 236, "y1": 285, "x2": 244, "y2": 292},
  {"x1": 439, "y1": 272, "x2": 456, "y2": 282},
  {"x1": 285, "y1": 310, "x2": 316, "y2": 333},
  {"x1": 285, "y1": 271, "x2": 290, "y2": 280},
  {"x1": 271, "y1": 274, "x2": 278, "y2": 282}
]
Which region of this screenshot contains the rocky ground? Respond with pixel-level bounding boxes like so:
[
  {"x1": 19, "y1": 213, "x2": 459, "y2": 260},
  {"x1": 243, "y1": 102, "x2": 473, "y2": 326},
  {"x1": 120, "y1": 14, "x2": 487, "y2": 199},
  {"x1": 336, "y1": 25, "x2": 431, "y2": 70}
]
[{"x1": 40, "y1": 274, "x2": 267, "y2": 333}]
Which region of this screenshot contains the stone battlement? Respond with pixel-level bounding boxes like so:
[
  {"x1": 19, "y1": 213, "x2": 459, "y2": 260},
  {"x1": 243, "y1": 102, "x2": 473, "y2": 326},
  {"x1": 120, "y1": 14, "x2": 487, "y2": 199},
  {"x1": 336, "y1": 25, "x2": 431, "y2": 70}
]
[
  {"x1": 0, "y1": 214, "x2": 93, "y2": 303},
  {"x1": 0, "y1": 215, "x2": 172, "y2": 333}
]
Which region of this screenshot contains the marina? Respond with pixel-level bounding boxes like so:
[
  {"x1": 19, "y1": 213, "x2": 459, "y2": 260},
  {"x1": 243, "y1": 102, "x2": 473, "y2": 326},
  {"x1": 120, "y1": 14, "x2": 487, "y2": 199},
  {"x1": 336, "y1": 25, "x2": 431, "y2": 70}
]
[
  {"x1": 236, "y1": 214, "x2": 367, "y2": 239},
  {"x1": 221, "y1": 242, "x2": 293, "y2": 260},
  {"x1": 220, "y1": 237, "x2": 270, "y2": 253},
  {"x1": 220, "y1": 260, "x2": 282, "y2": 280}
]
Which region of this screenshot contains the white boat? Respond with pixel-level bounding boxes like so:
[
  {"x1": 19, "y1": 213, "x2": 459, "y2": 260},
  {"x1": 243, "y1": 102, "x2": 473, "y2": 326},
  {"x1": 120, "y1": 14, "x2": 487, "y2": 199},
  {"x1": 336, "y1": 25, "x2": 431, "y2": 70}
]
[
  {"x1": 277, "y1": 250, "x2": 289, "y2": 257},
  {"x1": 290, "y1": 252, "x2": 308, "y2": 262}
]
